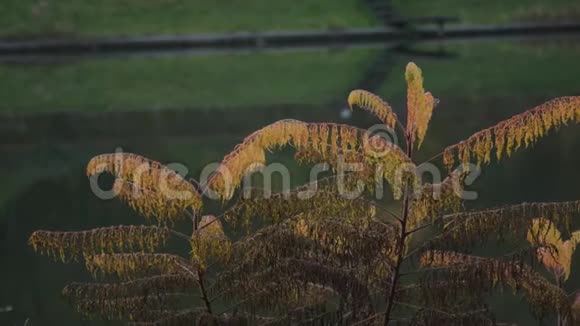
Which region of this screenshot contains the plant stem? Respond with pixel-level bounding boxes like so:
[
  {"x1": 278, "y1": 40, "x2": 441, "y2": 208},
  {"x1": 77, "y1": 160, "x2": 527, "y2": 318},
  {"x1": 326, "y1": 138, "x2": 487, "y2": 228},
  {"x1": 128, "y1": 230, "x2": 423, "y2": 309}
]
[
  {"x1": 383, "y1": 134, "x2": 414, "y2": 326},
  {"x1": 556, "y1": 276, "x2": 562, "y2": 326},
  {"x1": 197, "y1": 269, "x2": 213, "y2": 314},
  {"x1": 192, "y1": 214, "x2": 213, "y2": 315},
  {"x1": 168, "y1": 229, "x2": 192, "y2": 242}
]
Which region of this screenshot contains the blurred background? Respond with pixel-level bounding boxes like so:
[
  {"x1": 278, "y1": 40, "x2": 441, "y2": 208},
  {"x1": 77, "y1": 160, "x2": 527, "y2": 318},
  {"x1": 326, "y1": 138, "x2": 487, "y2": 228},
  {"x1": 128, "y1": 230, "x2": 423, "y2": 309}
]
[{"x1": 1, "y1": 0, "x2": 580, "y2": 325}]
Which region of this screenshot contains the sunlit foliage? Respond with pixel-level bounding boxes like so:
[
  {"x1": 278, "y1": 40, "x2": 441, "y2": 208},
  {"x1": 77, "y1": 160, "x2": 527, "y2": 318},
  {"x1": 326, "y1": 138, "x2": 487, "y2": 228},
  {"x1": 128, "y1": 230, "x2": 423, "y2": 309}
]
[
  {"x1": 30, "y1": 62, "x2": 580, "y2": 325},
  {"x1": 348, "y1": 89, "x2": 398, "y2": 129},
  {"x1": 85, "y1": 253, "x2": 190, "y2": 280},
  {"x1": 443, "y1": 96, "x2": 580, "y2": 170},
  {"x1": 191, "y1": 215, "x2": 231, "y2": 269},
  {"x1": 206, "y1": 119, "x2": 412, "y2": 200},
  {"x1": 435, "y1": 200, "x2": 580, "y2": 248},
  {"x1": 405, "y1": 62, "x2": 438, "y2": 149},
  {"x1": 87, "y1": 153, "x2": 203, "y2": 223},
  {"x1": 527, "y1": 217, "x2": 580, "y2": 281},
  {"x1": 29, "y1": 226, "x2": 170, "y2": 262},
  {"x1": 419, "y1": 250, "x2": 572, "y2": 319}
]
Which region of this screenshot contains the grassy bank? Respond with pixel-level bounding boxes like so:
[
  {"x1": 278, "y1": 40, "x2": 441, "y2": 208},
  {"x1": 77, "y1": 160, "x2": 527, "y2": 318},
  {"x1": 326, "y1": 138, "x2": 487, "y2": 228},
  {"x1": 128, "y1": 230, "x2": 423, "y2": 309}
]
[
  {"x1": 2, "y1": 0, "x2": 579, "y2": 39},
  {"x1": 392, "y1": 0, "x2": 580, "y2": 24},
  {"x1": 1, "y1": 39, "x2": 578, "y2": 114},
  {"x1": 376, "y1": 39, "x2": 580, "y2": 102},
  {"x1": 1, "y1": 0, "x2": 375, "y2": 38},
  {"x1": 0, "y1": 48, "x2": 375, "y2": 113}
]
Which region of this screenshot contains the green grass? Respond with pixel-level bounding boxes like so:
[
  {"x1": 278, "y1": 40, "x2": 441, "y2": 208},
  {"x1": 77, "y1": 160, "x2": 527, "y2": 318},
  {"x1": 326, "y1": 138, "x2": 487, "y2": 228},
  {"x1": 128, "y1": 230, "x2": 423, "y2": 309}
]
[
  {"x1": 1, "y1": 0, "x2": 375, "y2": 38},
  {"x1": 1, "y1": 39, "x2": 579, "y2": 114},
  {"x1": 0, "y1": 48, "x2": 376, "y2": 113},
  {"x1": 376, "y1": 39, "x2": 580, "y2": 102},
  {"x1": 2, "y1": 0, "x2": 579, "y2": 39},
  {"x1": 392, "y1": 0, "x2": 580, "y2": 24}
]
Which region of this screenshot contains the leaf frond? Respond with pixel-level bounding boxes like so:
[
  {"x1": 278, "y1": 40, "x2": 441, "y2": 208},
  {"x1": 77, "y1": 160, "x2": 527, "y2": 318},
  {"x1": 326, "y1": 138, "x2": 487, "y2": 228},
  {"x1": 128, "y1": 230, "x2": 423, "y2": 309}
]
[
  {"x1": 396, "y1": 281, "x2": 481, "y2": 309},
  {"x1": 192, "y1": 215, "x2": 231, "y2": 268},
  {"x1": 224, "y1": 176, "x2": 380, "y2": 229},
  {"x1": 127, "y1": 308, "x2": 208, "y2": 326},
  {"x1": 347, "y1": 89, "x2": 399, "y2": 129},
  {"x1": 527, "y1": 217, "x2": 580, "y2": 280},
  {"x1": 207, "y1": 119, "x2": 412, "y2": 200},
  {"x1": 405, "y1": 62, "x2": 437, "y2": 148},
  {"x1": 85, "y1": 253, "x2": 192, "y2": 280},
  {"x1": 72, "y1": 293, "x2": 192, "y2": 321},
  {"x1": 436, "y1": 200, "x2": 580, "y2": 248},
  {"x1": 216, "y1": 257, "x2": 372, "y2": 317},
  {"x1": 280, "y1": 258, "x2": 373, "y2": 308},
  {"x1": 63, "y1": 274, "x2": 197, "y2": 301},
  {"x1": 29, "y1": 226, "x2": 170, "y2": 262},
  {"x1": 409, "y1": 170, "x2": 465, "y2": 230},
  {"x1": 87, "y1": 153, "x2": 203, "y2": 222},
  {"x1": 420, "y1": 250, "x2": 572, "y2": 319},
  {"x1": 442, "y1": 96, "x2": 580, "y2": 170},
  {"x1": 220, "y1": 282, "x2": 336, "y2": 322},
  {"x1": 410, "y1": 307, "x2": 494, "y2": 326},
  {"x1": 220, "y1": 216, "x2": 397, "y2": 281},
  {"x1": 263, "y1": 304, "x2": 341, "y2": 326}
]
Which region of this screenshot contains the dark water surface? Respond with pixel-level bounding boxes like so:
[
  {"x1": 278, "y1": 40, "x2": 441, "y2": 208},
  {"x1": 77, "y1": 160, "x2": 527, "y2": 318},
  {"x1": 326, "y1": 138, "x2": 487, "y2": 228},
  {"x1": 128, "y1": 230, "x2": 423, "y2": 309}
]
[{"x1": 1, "y1": 36, "x2": 580, "y2": 325}]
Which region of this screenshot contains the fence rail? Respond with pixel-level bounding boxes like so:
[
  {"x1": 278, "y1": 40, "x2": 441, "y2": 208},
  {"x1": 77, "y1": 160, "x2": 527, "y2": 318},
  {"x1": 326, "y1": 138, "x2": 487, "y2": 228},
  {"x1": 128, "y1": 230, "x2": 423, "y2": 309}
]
[{"x1": 0, "y1": 23, "x2": 579, "y2": 58}]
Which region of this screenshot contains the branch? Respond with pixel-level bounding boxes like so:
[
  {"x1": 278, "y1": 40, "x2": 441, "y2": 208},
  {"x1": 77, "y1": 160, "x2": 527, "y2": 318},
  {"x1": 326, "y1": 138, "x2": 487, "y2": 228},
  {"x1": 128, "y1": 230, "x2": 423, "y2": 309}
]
[
  {"x1": 350, "y1": 312, "x2": 385, "y2": 326},
  {"x1": 383, "y1": 132, "x2": 414, "y2": 326},
  {"x1": 404, "y1": 222, "x2": 433, "y2": 237},
  {"x1": 168, "y1": 229, "x2": 191, "y2": 242},
  {"x1": 196, "y1": 270, "x2": 212, "y2": 314}
]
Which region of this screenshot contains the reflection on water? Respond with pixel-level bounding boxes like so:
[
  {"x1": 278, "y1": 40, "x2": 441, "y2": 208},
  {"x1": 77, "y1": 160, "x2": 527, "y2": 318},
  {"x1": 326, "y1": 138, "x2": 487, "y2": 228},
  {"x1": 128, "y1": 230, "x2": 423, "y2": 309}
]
[{"x1": 1, "y1": 37, "x2": 580, "y2": 325}]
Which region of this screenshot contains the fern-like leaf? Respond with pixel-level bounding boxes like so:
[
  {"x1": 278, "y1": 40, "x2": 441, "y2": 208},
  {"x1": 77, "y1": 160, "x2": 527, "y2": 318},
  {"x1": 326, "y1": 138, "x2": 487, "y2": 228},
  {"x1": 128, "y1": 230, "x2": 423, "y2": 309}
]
[
  {"x1": 224, "y1": 176, "x2": 379, "y2": 229},
  {"x1": 404, "y1": 304, "x2": 495, "y2": 326},
  {"x1": 87, "y1": 153, "x2": 203, "y2": 222},
  {"x1": 213, "y1": 217, "x2": 396, "y2": 318},
  {"x1": 220, "y1": 217, "x2": 396, "y2": 280},
  {"x1": 434, "y1": 200, "x2": 580, "y2": 248},
  {"x1": 217, "y1": 257, "x2": 372, "y2": 317},
  {"x1": 127, "y1": 308, "x2": 209, "y2": 325},
  {"x1": 420, "y1": 250, "x2": 572, "y2": 320},
  {"x1": 63, "y1": 274, "x2": 197, "y2": 301},
  {"x1": 405, "y1": 62, "x2": 437, "y2": 148},
  {"x1": 409, "y1": 170, "x2": 465, "y2": 230},
  {"x1": 217, "y1": 281, "x2": 337, "y2": 324},
  {"x1": 192, "y1": 215, "x2": 231, "y2": 268},
  {"x1": 72, "y1": 293, "x2": 191, "y2": 321},
  {"x1": 442, "y1": 96, "x2": 580, "y2": 170},
  {"x1": 29, "y1": 226, "x2": 170, "y2": 262},
  {"x1": 262, "y1": 302, "x2": 341, "y2": 326},
  {"x1": 347, "y1": 89, "x2": 399, "y2": 129},
  {"x1": 85, "y1": 253, "x2": 193, "y2": 280},
  {"x1": 207, "y1": 119, "x2": 412, "y2": 200},
  {"x1": 527, "y1": 218, "x2": 580, "y2": 280}
]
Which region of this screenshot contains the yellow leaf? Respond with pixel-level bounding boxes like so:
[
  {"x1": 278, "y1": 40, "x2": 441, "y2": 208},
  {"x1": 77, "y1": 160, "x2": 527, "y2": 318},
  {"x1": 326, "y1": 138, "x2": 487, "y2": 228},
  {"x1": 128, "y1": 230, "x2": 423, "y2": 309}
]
[
  {"x1": 192, "y1": 215, "x2": 230, "y2": 268},
  {"x1": 443, "y1": 96, "x2": 580, "y2": 169},
  {"x1": 347, "y1": 89, "x2": 398, "y2": 129},
  {"x1": 527, "y1": 218, "x2": 578, "y2": 280},
  {"x1": 405, "y1": 62, "x2": 436, "y2": 148}
]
